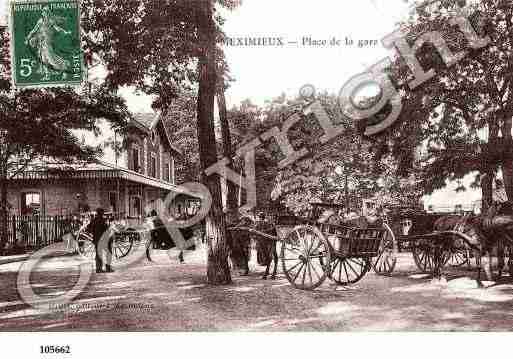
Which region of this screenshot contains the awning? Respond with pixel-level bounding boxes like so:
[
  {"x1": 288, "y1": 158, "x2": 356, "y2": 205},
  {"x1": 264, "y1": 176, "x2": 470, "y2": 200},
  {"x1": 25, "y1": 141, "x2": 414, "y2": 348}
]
[{"x1": 10, "y1": 160, "x2": 197, "y2": 196}]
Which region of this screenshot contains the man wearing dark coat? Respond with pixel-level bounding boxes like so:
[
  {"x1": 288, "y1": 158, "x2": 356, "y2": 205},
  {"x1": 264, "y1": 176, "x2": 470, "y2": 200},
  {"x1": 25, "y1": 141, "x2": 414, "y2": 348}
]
[{"x1": 87, "y1": 208, "x2": 113, "y2": 273}]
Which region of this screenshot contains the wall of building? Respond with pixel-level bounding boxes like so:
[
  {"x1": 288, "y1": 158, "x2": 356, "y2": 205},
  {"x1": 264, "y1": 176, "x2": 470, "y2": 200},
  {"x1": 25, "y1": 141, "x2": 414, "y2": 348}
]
[
  {"x1": 7, "y1": 180, "x2": 130, "y2": 217},
  {"x1": 126, "y1": 132, "x2": 146, "y2": 175},
  {"x1": 72, "y1": 118, "x2": 176, "y2": 184},
  {"x1": 146, "y1": 132, "x2": 160, "y2": 179}
]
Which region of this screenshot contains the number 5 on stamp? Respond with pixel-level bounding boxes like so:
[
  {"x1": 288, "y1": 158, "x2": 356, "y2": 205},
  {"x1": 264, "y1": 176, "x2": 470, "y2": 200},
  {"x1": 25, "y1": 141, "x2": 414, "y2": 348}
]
[{"x1": 9, "y1": 0, "x2": 84, "y2": 89}]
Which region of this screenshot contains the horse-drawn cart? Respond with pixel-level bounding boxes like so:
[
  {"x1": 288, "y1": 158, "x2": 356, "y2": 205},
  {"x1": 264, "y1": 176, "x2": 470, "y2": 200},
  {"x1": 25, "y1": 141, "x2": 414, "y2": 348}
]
[
  {"x1": 229, "y1": 203, "x2": 484, "y2": 290},
  {"x1": 381, "y1": 211, "x2": 476, "y2": 276},
  {"x1": 75, "y1": 225, "x2": 147, "y2": 260},
  {"x1": 229, "y1": 207, "x2": 389, "y2": 290}
]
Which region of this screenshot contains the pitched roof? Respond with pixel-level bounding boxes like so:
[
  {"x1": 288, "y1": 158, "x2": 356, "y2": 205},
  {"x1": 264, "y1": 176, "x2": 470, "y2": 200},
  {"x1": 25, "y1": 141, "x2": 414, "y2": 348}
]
[{"x1": 130, "y1": 113, "x2": 182, "y2": 155}]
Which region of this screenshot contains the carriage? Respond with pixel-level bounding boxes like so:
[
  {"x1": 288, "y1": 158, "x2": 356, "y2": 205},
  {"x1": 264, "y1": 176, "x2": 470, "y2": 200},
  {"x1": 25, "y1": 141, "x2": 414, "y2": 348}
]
[
  {"x1": 229, "y1": 202, "x2": 396, "y2": 290},
  {"x1": 64, "y1": 195, "x2": 204, "y2": 261},
  {"x1": 62, "y1": 211, "x2": 143, "y2": 261},
  {"x1": 73, "y1": 222, "x2": 146, "y2": 261},
  {"x1": 73, "y1": 211, "x2": 202, "y2": 262},
  {"x1": 229, "y1": 202, "x2": 483, "y2": 290},
  {"x1": 70, "y1": 200, "x2": 480, "y2": 288},
  {"x1": 375, "y1": 209, "x2": 475, "y2": 276},
  {"x1": 144, "y1": 217, "x2": 201, "y2": 261}
]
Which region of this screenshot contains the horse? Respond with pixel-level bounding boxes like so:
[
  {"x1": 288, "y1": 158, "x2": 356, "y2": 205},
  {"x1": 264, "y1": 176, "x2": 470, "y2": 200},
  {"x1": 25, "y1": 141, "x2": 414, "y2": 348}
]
[
  {"x1": 226, "y1": 216, "x2": 253, "y2": 276},
  {"x1": 227, "y1": 214, "x2": 279, "y2": 280},
  {"x1": 254, "y1": 216, "x2": 279, "y2": 280},
  {"x1": 479, "y1": 201, "x2": 513, "y2": 278},
  {"x1": 432, "y1": 214, "x2": 493, "y2": 282}
]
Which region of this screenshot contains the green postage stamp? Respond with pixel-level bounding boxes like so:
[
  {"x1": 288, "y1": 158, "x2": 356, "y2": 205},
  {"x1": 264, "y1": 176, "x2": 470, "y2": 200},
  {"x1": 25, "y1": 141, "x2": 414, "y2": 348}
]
[{"x1": 9, "y1": 0, "x2": 83, "y2": 88}]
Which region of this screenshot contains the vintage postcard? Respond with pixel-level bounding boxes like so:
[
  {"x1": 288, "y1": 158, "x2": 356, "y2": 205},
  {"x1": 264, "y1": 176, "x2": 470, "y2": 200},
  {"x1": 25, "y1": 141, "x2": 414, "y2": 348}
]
[{"x1": 0, "y1": 0, "x2": 512, "y2": 356}]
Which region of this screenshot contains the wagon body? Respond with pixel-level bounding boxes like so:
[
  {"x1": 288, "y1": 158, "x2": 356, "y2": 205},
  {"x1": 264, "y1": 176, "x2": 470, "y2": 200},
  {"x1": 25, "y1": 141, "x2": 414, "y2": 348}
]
[
  {"x1": 375, "y1": 210, "x2": 477, "y2": 276},
  {"x1": 394, "y1": 230, "x2": 477, "y2": 277}
]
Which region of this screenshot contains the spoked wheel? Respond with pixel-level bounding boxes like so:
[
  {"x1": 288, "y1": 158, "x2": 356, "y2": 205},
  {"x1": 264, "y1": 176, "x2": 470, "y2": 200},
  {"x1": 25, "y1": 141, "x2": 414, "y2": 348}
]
[
  {"x1": 372, "y1": 223, "x2": 397, "y2": 275},
  {"x1": 413, "y1": 244, "x2": 436, "y2": 272},
  {"x1": 330, "y1": 256, "x2": 370, "y2": 285},
  {"x1": 445, "y1": 247, "x2": 470, "y2": 267},
  {"x1": 113, "y1": 232, "x2": 134, "y2": 259},
  {"x1": 281, "y1": 225, "x2": 331, "y2": 290},
  {"x1": 443, "y1": 234, "x2": 470, "y2": 267},
  {"x1": 77, "y1": 233, "x2": 95, "y2": 260}
]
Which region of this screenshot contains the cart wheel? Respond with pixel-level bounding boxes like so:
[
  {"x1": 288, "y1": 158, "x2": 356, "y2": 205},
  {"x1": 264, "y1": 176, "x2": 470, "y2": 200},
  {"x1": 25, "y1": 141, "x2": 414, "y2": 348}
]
[
  {"x1": 330, "y1": 256, "x2": 370, "y2": 285},
  {"x1": 372, "y1": 223, "x2": 397, "y2": 275},
  {"x1": 281, "y1": 225, "x2": 331, "y2": 290},
  {"x1": 412, "y1": 244, "x2": 435, "y2": 272},
  {"x1": 444, "y1": 234, "x2": 470, "y2": 267},
  {"x1": 77, "y1": 233, "x2": 95, "y2": 260},
  {"x1": 445, "y1": 246, "x2": 469, "y2": 267},
  {"x1": 113, "y1": 233, "x2": 134, "y2": 259}
]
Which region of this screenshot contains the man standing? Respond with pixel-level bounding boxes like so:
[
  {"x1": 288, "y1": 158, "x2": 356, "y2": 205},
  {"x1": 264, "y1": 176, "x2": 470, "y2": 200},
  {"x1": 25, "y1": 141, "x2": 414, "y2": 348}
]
[{"x1": 87, "y1": 208, "x2": 113, "y2": 273}]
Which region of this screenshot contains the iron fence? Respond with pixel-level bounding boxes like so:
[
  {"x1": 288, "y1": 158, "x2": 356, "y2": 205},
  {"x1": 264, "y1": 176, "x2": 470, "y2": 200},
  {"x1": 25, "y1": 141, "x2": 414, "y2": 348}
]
[
  {"x1": 2, "y1": 213, "x2": 143, "y2": 254},
  {"x1": 4, "y1": 215, "x2": 78, "y2": 251}
]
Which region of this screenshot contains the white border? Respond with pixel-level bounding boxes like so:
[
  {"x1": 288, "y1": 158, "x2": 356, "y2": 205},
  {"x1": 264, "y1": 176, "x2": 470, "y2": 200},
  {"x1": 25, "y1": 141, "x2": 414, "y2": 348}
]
[
  {"x1": 9, "y1": 0, "x2": 84, "y2": 90},
  {"x1": 1, "y1": 333, "x2": 513, "y2": 359}
]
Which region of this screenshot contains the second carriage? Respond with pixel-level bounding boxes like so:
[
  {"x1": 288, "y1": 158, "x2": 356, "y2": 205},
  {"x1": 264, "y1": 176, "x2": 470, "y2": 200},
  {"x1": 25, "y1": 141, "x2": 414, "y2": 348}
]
[{"x1": 317, "y1": 203, "x2": 477, "y2": 278}]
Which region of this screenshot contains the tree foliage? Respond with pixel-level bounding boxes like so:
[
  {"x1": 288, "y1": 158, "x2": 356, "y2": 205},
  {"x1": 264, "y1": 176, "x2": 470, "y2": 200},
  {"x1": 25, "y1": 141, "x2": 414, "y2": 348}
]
[
  {"x1": 82, "y1": 0, "x2": 238, "y2": 110},
  {"x1": 226, "y1": 93, "x2": 421, "y2": 216},
  {"x1": 367, "y1": 0, "x2": 513, "y2": 208},
  {"x1": 161, "y1": 91, "x2": 201, "y2": 184}
]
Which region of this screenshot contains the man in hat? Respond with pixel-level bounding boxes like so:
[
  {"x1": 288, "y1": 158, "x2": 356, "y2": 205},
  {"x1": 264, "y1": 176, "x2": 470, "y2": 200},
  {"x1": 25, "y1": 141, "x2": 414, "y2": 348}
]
[{"x1": 87, "y1": 208, "x2": 113, "y2": 273}]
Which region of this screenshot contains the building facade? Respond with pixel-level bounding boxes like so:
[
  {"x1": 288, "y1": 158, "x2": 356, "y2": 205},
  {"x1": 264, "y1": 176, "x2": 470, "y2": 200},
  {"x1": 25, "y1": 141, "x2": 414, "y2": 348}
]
[{"x1": 7, "y1": 113, "x2": 190, "y2": 220}]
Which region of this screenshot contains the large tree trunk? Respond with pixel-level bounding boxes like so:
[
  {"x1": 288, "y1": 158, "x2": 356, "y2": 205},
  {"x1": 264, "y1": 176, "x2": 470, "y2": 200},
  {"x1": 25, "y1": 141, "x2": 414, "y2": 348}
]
[
  {"x1": 0, "y1": 169, "x2": 8, "y2": 255},
  {"x1": 197, "y1": 0, "x2": 231, "y2": 285},
  {"x1": 501, "y1": 118, "x2": 513, "y2": 201},
  {"x1": 482, "y1": 120, "x2": 499, "y2": 211},
  {"x1": 344, "y1": 173, "x2": 349, "y2": 209},
  {"x1": 217, "y1": 87, "x2": 238, "y2": 217},
  {"x1": 503, "y1": 160, "x2": 513, "y2": 201},
  {"x1": 218, "y1": 86, "x2": 246, "y2": 273},
  {"x1": 481, "y1": 170, "x2": 493, "y2": 212}
]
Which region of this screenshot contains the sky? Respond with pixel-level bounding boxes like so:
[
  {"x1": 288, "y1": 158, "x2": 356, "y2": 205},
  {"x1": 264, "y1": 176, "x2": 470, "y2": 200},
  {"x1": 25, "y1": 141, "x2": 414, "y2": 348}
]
[
  {"x1": 221, "y1": 0, "x2": 409, "y2": 106},
  {"x1": 115, "y1": 0, "x2": 412, "y2": 111},
  {"x1": 0, "y1": 0, "x2": 483, "y2": 209}
]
